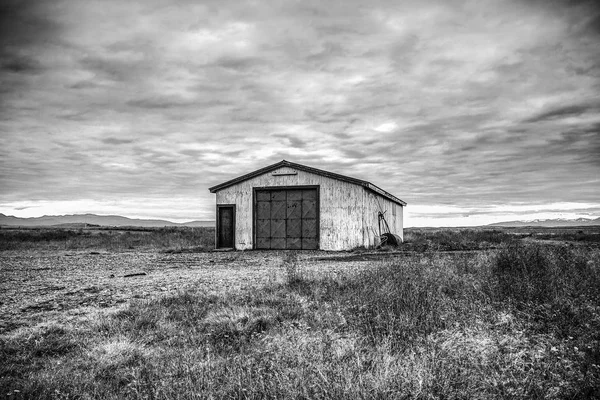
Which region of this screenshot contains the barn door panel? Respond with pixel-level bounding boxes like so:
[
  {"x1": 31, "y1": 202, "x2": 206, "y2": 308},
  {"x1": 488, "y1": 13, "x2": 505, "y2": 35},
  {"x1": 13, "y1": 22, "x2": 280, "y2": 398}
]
[
  {"x1": 302, "y1": 189, "x2": 316, "y2": 200},
  {"x1": 287, "y1": 190, "x2": 302, "y2": 201},
  {"x1": 270, "y1": 238, "x2": 286, "y2": 249},
  {"x1": 302, "y1": 200, "x2": 317, "y2": 219},
  {"x1": 271, "y1": 219, "x2": 285, "y2": 238},
  {"x1": 255, "y1": 193, "x2": 271, "y2": 249},
  {"x1": 256, "y1": 201, "x2": 270, "y2": 220},
  {"x1": 271, "y1": 183, "x2": 286, "y2": 247},
  {"x1": 256, "y1": 191, "x2": 271, "y2": 201},
  {"x1": 271, "y1": 190, "x2": 286, "y2": 201},
  {"x1": 286, "y1": 189, "x2": 302, "y2": 249},
  {"x1": 302, "y1": 238, "x2": 318, "y2": 250},
  {"x1": 301, "y1": 189, "x2": 318, "y2": 249},
  {"x1": 286, "y1": 238, "x2": 302, "y2": 249},
  {"x1": 286, "y1": 199, "x2": 301, "y2": 219},
  {"x1": 256, "y1": 237, "x2": 270, "y2": 249},
  {"x1": 286, "y1": 218, "x2": 301, "y2": 239},
  {"x1": 270, "y1": 200, "x2": 286, "y2": 219},
  {"x1": 301, "y1": 219, "x2": 317, "y2": 238},
  {"x1": 256, "y1": 219, "x2": 270, "y2": 239}
]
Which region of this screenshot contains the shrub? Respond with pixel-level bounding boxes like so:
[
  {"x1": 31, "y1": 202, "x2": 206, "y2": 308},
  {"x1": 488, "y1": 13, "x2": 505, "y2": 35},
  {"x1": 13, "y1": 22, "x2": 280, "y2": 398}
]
[
  {"x1": 493, "y1": 243, "x2": 599, "y2": 304},
  {"x1": 492, "y1": 243, "x2": 600, "y2": 340},
  {"x1": 402, "y1": 228, "x2": 515, "y2": 252},
  {"x1": 0, "y1": 227, "x2": 215, "y2": 251}
]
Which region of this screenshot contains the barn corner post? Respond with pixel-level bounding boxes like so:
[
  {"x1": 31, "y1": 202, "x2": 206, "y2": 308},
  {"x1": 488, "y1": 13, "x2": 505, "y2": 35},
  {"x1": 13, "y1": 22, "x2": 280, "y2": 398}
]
[{"x1": 208, "y1": 160, "x2": 405, "y2": 251}]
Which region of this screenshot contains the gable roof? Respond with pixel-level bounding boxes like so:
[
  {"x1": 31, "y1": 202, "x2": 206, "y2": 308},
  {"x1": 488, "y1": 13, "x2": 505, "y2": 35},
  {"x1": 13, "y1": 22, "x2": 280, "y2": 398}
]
[{"x1": 208, "y1": 160, "x2": 406, "y2": 206}]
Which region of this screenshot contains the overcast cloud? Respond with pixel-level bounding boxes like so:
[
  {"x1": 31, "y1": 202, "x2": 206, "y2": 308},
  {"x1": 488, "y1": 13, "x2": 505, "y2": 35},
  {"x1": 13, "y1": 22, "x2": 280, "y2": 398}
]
[{"x1": 1, "y1": 0, "x2": 599, "y2": 226}]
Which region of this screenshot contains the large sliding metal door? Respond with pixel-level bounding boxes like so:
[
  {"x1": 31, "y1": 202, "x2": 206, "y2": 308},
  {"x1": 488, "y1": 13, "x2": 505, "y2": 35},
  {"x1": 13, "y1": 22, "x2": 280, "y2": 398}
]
[{"x1": 254, "y1": 187, "x2": 318, "y2": 250}]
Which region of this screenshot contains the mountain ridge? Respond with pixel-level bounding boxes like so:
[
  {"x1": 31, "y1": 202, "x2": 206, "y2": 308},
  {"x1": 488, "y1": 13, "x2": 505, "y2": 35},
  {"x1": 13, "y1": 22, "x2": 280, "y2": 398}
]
[
  {"x1": 0, "y1": 213, "x2": 214, "y2": 228},
  {"x1": 488, "y1": 217, "x2": 600, "y2": 227},
  {"x1": 2, "y1": 213, "x2": 598, "y2": 228}
]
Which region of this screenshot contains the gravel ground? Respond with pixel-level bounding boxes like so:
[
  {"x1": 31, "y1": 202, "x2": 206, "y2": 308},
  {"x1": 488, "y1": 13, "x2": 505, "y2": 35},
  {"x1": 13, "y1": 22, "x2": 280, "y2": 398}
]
[{"x1": 0, "y1": 249, "x2": 378, "y2": 335}]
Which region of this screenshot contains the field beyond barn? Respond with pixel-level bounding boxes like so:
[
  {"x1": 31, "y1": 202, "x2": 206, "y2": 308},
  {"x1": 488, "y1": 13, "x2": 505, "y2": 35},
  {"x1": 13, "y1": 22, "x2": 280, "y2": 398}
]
[{"x1": 1, "y1": 226, "x2": 599, "y2": 399}]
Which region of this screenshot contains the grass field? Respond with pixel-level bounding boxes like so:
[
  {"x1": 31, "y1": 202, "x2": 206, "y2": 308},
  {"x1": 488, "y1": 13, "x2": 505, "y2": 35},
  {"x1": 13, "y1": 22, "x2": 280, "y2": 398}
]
[
  {"x1": 0, "y1": 226, "x2": 215, "y2": 252},
  {"x1": 1, "y1": 226, "x2": 599, "y2": 399}
]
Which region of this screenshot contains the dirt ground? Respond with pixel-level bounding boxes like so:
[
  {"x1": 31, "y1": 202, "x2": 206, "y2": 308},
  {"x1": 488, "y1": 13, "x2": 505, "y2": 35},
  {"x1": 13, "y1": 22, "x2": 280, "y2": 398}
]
[{"x1": 0, "y1": 250, "x2": 376, "y2": 335}]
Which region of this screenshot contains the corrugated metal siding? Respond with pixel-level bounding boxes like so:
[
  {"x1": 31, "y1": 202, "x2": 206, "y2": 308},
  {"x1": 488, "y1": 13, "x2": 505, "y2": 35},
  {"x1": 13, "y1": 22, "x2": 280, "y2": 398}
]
[{"x1": 215, "y1": 166, "x2": 402, "y2": 250}]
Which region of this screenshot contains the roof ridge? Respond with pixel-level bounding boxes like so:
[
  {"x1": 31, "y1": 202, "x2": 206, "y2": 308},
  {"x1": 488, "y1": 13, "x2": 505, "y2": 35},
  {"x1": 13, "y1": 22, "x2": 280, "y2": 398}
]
[{"x1": 208, "y1": 160, "x2": 406, "y2": 206}]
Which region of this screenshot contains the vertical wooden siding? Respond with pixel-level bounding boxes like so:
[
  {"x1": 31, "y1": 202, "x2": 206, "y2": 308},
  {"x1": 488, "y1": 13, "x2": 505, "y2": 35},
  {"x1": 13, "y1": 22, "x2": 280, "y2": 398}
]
[
  {"x1": 215, "y1": 166, "x2": 402, "y2": 250},
  {"x1": 362, "y1": 190, "x2": 403, "y2": 248}
]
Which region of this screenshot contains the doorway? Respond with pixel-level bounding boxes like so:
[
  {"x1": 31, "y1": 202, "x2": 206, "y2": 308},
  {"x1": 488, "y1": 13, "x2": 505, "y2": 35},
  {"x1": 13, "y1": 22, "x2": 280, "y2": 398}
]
[{"x1": 216, "y1": 205, "x2": 235, "y2": 249}]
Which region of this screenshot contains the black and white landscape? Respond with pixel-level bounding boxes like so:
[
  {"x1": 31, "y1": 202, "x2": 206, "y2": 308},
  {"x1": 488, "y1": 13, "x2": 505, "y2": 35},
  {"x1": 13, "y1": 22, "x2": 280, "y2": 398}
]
[{"x1": 1, "y1": 0, "x2": 599, "y2": 398}]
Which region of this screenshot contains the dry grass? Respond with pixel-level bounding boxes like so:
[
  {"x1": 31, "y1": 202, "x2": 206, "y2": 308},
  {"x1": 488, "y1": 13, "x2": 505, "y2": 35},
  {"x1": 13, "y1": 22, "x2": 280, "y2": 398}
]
[
  {"x1": 402, "y1": 228, "x2": 516, "y2": 251},
  {"x1": 1, "y1": 231, "x2": 599, "y2": 399},
  {"x1": 0, "y1": 227, "x2": 214, "y2": 252}
]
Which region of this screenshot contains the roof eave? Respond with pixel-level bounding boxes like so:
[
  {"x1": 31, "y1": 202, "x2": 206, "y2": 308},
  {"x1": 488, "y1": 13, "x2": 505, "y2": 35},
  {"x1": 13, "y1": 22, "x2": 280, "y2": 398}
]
[
  {"x1": 365, "y1": 184, "x2": 407, "y2": 206},
  {"x1": 208, "y1": 159, "x2": 367, "y2": 193},
  {"x1": 208, "y1": 160, "x2": 407, "y2": 206},
  {"x1": 208, "y1": 160, "x2": 288, "y2": 193}
]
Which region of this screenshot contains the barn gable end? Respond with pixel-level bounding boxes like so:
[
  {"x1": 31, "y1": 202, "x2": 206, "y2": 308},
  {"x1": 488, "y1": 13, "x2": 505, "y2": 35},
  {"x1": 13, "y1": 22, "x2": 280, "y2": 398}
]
[{"x1": 209, "y1": 160, "x2": 405, "y2": 250}]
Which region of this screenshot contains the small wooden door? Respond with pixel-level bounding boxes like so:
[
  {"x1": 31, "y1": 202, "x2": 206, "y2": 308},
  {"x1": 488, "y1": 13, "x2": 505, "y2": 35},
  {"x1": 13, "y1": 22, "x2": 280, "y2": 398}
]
[{"x1": 217, "y1": 205, "x2": 235, "y2": 248}]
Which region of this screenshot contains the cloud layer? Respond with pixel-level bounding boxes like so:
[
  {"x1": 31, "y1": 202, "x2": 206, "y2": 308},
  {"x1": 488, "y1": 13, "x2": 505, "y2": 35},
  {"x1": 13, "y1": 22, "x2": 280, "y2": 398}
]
[{"x1": 1, "y1": 0, "x2": 599, "y2": 225}]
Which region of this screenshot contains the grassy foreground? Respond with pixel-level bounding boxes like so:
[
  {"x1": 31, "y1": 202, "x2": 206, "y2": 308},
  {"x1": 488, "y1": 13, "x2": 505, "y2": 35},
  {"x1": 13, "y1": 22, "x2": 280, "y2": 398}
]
[{"x1": 2, "y1": 241, "x2": 599, "y2": 399}]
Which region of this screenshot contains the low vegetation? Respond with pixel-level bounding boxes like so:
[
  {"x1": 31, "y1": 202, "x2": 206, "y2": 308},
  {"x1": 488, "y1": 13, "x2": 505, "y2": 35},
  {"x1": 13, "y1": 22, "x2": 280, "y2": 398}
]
[
  {"x1": 1, "y1": 228, "x2": 599, "y2": 398},
  {"x1": 526, "y1": 228, "x2": 600, "y2": 243},
  {"x1": 0, "y1": 227, "x2": 214, "y2": 252},
  {"x1": 401, "y1": 228, "x2": 517, "y2": 251},
  {"x1": 402, "y1": 226, "x2": 600, "y2": 251}
]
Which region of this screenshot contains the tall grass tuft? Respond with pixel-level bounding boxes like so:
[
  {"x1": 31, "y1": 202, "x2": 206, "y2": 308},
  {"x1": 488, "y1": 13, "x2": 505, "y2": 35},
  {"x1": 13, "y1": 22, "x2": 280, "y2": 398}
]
[
  {"x1": 282, "y1": 251, "x2": 304, "y2": 287},
  {"x1": 493, "y1": 243, "x2": 599, "y2": 303},
  {"x1": 493, "y1": 243, "x2": 600, "y2": 340}
]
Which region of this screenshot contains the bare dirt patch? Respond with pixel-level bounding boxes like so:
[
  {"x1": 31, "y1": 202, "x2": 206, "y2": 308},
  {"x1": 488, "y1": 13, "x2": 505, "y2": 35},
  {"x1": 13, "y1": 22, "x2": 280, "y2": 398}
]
[{"x1": 0, "y1": 250, "x2": 374, "y2": 334}]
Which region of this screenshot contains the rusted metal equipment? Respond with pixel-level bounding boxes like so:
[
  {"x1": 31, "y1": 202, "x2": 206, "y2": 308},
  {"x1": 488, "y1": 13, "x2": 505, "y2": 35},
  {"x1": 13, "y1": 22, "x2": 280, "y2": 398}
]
[{"x1": 378, "y1": 211, "x2": 402, "y2": 248}]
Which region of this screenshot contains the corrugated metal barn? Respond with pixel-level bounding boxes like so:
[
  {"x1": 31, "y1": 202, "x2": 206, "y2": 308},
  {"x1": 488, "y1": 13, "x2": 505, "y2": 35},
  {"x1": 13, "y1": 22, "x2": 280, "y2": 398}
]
[{"x1": 208, "y1": 160, "x2": 406, "y2": 251}]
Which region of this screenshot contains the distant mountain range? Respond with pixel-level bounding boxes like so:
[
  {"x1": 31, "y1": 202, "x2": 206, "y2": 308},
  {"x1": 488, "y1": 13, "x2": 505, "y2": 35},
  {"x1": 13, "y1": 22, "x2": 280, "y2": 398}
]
[
  {"x1": 0, "y1": 213, "x2": 214, "y2": 228},
  {"x1": 488, "y1": 217, "x2": 600, "y2": 227},
  {"x1": 2, "y1": 213, "x2": 598, "y2": 229}
]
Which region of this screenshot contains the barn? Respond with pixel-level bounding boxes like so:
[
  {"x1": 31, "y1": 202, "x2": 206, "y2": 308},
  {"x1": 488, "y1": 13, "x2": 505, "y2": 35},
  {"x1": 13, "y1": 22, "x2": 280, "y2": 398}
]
[{"x1": 208, "y1": 160, "x2": 406, "y2": 251}]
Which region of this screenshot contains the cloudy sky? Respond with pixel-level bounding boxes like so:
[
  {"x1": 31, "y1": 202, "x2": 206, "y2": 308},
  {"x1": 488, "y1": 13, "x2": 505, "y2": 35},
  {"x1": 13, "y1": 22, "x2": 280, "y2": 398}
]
[{"x1": 1, "y1": 0, "x2": 599, "y2": 227}]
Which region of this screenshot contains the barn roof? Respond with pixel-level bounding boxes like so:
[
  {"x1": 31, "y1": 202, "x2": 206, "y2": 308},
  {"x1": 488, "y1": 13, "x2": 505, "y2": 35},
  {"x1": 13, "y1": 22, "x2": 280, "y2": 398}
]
[{"x1": 208, "y1": 160, "x2": 407, "y2": 206}]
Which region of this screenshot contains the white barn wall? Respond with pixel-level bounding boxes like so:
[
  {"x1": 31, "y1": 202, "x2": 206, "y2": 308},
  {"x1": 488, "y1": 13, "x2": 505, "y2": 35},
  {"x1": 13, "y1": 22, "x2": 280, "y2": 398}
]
[
  {"x1": 215, "y1": 165, "x2": 403, "y2": 250},
  {"x1": 362, "y1": 190, "x2": 404, "y2": 248}
]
